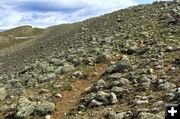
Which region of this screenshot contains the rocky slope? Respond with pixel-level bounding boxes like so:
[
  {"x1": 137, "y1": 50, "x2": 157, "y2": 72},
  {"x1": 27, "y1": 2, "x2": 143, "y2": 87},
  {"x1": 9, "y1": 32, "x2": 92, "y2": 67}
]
[{"x1": 0, "y1": 0, "x2": 180, "y2": 119}]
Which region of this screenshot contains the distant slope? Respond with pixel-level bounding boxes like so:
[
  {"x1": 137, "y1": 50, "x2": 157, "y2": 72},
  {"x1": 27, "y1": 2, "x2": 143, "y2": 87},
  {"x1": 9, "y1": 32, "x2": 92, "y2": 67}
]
[{"x1": 0, "y1": 25, "x2": 45, "y2": 50}]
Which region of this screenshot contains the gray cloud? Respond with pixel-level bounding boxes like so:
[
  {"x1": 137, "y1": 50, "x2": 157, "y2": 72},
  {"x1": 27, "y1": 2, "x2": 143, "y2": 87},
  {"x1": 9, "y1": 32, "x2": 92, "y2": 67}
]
[{"x1": 0, "y1": 0, "x2": 139, "y2": 30}]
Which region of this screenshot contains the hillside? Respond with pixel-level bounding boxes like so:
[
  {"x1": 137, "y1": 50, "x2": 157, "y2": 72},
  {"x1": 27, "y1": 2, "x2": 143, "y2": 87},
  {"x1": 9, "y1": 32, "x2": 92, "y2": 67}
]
[
  {"x1": 0, "y1": 25, "x2": 45, "y2": 50},
  {"x1": 0, "y1": 0, "x2": 179, "y2": 119}
]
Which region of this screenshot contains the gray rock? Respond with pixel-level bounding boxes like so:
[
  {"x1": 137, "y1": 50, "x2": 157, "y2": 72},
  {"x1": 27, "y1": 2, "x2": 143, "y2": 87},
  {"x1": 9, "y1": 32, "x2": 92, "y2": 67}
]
[
  {"x1": 110, "y1": 92, "x2": 118, "y2": 104},
  {"x1": 16, "y1": 97, "x2": 36, "y2": 118},
  {"x1": 106, "y1": 65, "x2": 116, "y2": 73},
  {"x1": 95, "y1": 91, "x2": 109, "y2": 103},
  {"x1": 137, "y1": 112, "x2": 164, "y2": 119},
  {"x1": 106, "y1": 111, "x2": 126, "y2": 119},
  {"x1": 0, "y1": 105, "x2": 9, "y2": 112},
  {"x1": 138, "y1": 75, "x2": 151, "y2": 89},
  {"x1": 152, "y1": 101, "x2": 164, "y2": 110},
  {"x1": 61, "y1": 63, "x2": 75, "y2": 74},
  {"x1": 119, "y1": 78, "x2": 130, "y2": 86},
  {"x1": 89, "y1": 99, "x2": 103, "y2": 108},
  {"x1": 0, "y1": 87, "x2": 6, "y2": 101},
  {"x1": 112, "y1": 81, "x2": 121, "y2": 86},
  {"x1": 39, "y1": 73, "x2": 56, "y2": 83},
  {"x1": 165, "y1": 92, "x2": 176, "y2": 101},
  {"x1": 108, "y1": 73, "x2": 122, "y2": 80},
  {"x1": 50, "y1": 58, "x2": 65, "y2": 66},
  {"x1": 46, "y1": 66, "x2": 54, "y2": 72},
  {"x1": 109, "y1": 55, "x2": 132, "y2": 73},
  {"x1": 96, "y1": 52, "x2": 108, "y2": 63},
  {"x1": 54, "y1": 66, "x2": 63, "y2": 74},
  {"x1": 96, "y1": 79, "x2": 107, "y2": 88},
  {"x1": 36, "y1": 101, "x2": 55, "y2": 115},
  {"x1": 136, "y1": 100, "x2": 149, "y2": 105},
  {"x1": 158, "y1": 82, "x2": 176, "y2": 91},
  {"x1": 111, "y1": 86, "x2": 126, "y2": 93},
  {"x1": 72, "y1": 71, "x2": 83, "y2": 79}
]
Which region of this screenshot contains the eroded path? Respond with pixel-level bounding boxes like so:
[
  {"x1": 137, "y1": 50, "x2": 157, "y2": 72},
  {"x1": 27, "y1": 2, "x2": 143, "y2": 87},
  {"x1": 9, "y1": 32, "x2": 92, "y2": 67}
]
[{"x1": 51, "y1": 64, "x2": 108, "y2": 119}]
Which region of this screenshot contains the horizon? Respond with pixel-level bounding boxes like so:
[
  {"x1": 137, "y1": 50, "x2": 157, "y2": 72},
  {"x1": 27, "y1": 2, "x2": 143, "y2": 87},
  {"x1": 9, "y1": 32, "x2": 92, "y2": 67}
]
[{"x1": 0, "y1": 0, "x2": 171, "y2": 31}]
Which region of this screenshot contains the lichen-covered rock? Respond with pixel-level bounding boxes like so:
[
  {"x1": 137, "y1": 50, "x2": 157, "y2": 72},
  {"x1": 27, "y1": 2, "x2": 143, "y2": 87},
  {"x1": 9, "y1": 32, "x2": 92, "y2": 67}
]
[
  {"x1": 158, "y1": 82, "x2": 176, "y2": 91},
  {"x1": 108, "y1": 55, "x2": 132, "y2": 74},
  {"x1": 61, "y1": 63, "x2": 75, "y2": 74},
  {"x1": 36, "y1": 101, "x2": 55, "y2": 115},
  {"x1": 89, "y1": 99, "x2": 103, "y2": 108},
  {"x1": 39, "y1": 73, "x2": 56, "y2": 83},
  {"x1": 0, "y1": 87, "x2": 6, "y2": 101},
  {"x1": 137, "y1": 112, "x2": 164, "y2": 119},
  {"x1": 137, "y1": 75, "x2": 151, "y2": 89},
  {"x1": 16, "y1": 97, "x2": 36, "y2": 118}
]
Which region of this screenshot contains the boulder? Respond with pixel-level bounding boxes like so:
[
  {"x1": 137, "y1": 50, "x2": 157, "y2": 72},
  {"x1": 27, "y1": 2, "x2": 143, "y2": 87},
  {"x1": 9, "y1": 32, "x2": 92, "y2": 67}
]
[
  {"x1": 16, "y1": 97, "x2": 36, "y2": 118},
  {"x1": 108, "y1": 55, "x2": 132, "y2": 74},
  {"x1": 36, "y1": 101, "x2": 55, "y2": 115},
  {"x1": 95, "y1": 91, "x2": 109, "y2": 103}
]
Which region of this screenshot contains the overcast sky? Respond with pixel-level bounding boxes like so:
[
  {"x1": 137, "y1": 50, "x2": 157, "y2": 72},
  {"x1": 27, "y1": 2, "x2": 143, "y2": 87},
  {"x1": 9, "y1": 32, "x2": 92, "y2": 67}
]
[{"x1": 0, "y1": 0, "x2": 169, "y2": 30}]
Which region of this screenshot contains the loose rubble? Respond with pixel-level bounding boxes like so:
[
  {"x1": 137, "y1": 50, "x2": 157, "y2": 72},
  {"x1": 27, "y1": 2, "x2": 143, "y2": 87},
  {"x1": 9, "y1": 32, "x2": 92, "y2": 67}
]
[{"x1": 0, "y1": 1, "x2": 179, "y2": 119}]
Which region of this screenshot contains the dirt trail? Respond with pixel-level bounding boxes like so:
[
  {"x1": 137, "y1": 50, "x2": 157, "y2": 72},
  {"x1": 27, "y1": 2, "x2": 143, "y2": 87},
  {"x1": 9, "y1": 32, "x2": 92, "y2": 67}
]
[{"x1": 51, "y1": 64, "x2": 107, "y2": 119}]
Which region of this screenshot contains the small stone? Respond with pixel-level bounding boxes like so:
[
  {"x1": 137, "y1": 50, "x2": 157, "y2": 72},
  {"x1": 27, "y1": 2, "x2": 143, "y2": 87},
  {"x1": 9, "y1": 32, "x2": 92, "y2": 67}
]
[
  {"x1": 89, "y1": 99, "x2": 103, "y2": 107},
  {"x1": 110, "y1": 92, "x2": 118, "y2": 104},
  {"x1": 152, "y1": 101, "x2": 164, "y2": 109},
  {"x1": 119, "y1": 78, "x2": 130, "y2": 86},
  {"x1": 39, "y1": 88, "x2": 49, "y2": 94},
  {"x1": 55, "y1": 93, "x2": 63, "y2": 98},
  {"x1": 111, "y1": 86, "x2": 125, "y2": 93},
  {"x1": 72, "y1": 71, "x2": 83, "y2": 79},
  {"x1": 147, "y1": 68, "x2": 154, "y2": 74},
  {"x1": 45, "y1": 115, "x2": 51, "y2": 119},
  {"x1": 136, "y1": 100, "x2": 149, "y2": 105},
  {"x1": 84, "y1": 85, "x2": 93, "y2": 92},
  {"x1": 108, "y1": 73, "x2": 122, "y2": 80}
]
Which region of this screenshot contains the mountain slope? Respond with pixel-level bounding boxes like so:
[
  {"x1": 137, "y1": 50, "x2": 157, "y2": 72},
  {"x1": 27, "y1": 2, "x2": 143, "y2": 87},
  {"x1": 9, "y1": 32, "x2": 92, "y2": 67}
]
[{"x1": 0, "y1": 1, "x2": 179, "y2": 119}]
